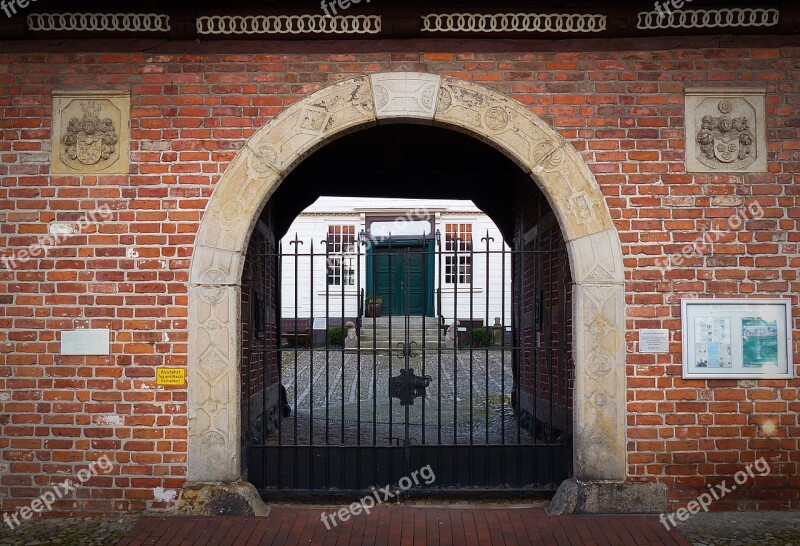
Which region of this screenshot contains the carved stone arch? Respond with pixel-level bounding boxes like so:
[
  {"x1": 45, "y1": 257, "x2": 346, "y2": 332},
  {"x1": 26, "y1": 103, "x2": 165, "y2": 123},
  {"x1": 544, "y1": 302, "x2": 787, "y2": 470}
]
[{"x1": 187, "y1": 73, "x2": 627, "y2": 493}]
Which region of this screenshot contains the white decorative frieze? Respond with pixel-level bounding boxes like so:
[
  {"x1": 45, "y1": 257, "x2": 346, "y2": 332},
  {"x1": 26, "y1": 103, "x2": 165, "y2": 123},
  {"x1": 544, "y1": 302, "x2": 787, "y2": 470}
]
[
  {"x1": 196, "y1": 15, "x2": 380, "y2": 35},
  {"x1": 28, "y1": 13, "x2": 170, "y2": 32},
  {"x1": 685, "y1": 88, "x2": 767, "y2": 173},
  {"x1": 637, "y1": 8, "x2": 778, "y2": 30},
  {"x1": 421, "y1": 13, "x2": 606, "y2": 33},
  {"x1": 50, "y1": 90, "x2": 130, "y2": 175}
]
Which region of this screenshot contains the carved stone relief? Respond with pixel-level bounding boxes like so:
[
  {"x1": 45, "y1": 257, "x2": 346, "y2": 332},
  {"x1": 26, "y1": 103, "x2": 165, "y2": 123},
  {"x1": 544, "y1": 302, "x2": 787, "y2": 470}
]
[
  {"x1": 370, "y1": 72, "x2": 441, "y2": 121},
  {"x1": 51, "y1": 90, "x2": 130, "y2": 175},
  {"x1": 194, "y1": 150, "x2": 282, "y2": 255},
  {"x1": 245, "y1": 76, "x2": 375, "y2": 174},
  {"x1": 685, "y1": 88, "x2": 767, "y2": 173},
  {"x1": 532, "y1": 145, "x2": 613, "y2": 241},
  {"x1": 567, "y1": 229, "x2": 625, "y2": 285},
  {"x1": 188, "y1": 284, "x2": 241, "y2": 483},
  {"x1": 574, "y1": 282, "x2": 626, "y2": 481},
  {"x1": 435, "y1": 77, "x2": 561, "y2": 174}
]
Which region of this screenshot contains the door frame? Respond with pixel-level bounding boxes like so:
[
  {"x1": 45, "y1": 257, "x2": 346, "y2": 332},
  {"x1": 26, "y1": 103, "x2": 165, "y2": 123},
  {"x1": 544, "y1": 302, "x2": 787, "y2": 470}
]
[{"x1": 365, "y1": 238, "x2": 435, "y2": 317}]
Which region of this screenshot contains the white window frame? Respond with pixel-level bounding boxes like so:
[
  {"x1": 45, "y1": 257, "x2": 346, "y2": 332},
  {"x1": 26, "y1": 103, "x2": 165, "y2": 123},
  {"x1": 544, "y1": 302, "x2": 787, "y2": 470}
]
[
  {"x1": 325, "y1": 223, "x2": 358, "y2": 288},
  {"x1": 443, "y1": 222, "x2": 473, "y2": 285}
]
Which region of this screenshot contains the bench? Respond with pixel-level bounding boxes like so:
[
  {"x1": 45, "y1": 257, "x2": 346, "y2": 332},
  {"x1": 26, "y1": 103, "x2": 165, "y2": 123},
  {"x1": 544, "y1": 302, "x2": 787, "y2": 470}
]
[{"x1": 281, "y1": 318, "x2": 311, "y2": 347}]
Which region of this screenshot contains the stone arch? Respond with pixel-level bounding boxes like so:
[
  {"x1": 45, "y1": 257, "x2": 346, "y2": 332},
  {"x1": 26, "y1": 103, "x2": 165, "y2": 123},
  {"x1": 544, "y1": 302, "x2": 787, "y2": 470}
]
[{"x1": 187, "y1": 72, "x2": 626, "y2": 487}]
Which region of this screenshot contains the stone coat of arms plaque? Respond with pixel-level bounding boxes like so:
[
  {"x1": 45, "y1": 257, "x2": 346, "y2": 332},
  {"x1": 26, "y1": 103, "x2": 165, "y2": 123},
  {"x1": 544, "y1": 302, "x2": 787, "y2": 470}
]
[
  {"x1": 51, "y1": 90, "x2": 130, "y2": 175},
  {"x1": 685, "y1": 88, "x2": 767, "y2": 173}
]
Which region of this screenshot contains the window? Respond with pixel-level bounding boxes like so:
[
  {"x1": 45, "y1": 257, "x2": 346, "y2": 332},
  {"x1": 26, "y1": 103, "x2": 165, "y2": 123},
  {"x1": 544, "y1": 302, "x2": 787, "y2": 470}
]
[
  {"x1": 327, "y1": 225, "x2": 356, "y2": 286},
  {"x1": 444, "y1": 223, "x2": 472, "y2": 284}
]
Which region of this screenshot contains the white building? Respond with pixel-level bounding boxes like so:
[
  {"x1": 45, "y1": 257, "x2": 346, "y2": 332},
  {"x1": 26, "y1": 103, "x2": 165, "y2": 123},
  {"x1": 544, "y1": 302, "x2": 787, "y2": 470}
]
[{"x1": 280, "y1": 197, "x2": 511, "y2": 327}]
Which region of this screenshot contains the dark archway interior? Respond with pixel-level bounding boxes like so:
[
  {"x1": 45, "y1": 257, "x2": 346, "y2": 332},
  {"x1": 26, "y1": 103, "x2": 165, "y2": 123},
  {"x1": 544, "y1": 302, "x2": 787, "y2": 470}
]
[
  {"x1": 242, "y1": 123, "x2": 574, "y2": 492},
  {"x1": 265, "y1": 124, "x2": 549, "y2": 241}
]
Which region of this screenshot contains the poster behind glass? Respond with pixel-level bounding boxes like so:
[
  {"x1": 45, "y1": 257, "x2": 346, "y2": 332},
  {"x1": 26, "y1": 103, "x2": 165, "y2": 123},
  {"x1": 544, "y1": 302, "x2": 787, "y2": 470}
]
[{"x1": 682, "y1": 299, "x2": 792, "y2": 379}]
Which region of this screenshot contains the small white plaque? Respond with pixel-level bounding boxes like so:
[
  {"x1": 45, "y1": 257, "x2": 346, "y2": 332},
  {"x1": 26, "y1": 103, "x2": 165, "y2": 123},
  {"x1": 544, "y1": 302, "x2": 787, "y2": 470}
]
[
  {"x1": 370, "y1": 220, "x2": 432, "y2": 238},
  {"x1": 312, "y1": 318, "x2": 327, "y2": 330},
  {"x1": 61, "y1": 329, "x2": 110, "y2": 356},
  {"x1": 639, "y1": 329, "x2": 669, "y2": 353}
]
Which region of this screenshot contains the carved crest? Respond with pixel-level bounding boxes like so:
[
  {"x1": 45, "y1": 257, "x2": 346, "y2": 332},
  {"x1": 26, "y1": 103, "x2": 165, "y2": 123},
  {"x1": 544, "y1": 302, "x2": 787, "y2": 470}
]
[
  {"x1": 695, "y1": 100, "x2": 755, "y2": 170},
  {"x1": 61, "y1": 100, "x2": 118, "y2": 169}
]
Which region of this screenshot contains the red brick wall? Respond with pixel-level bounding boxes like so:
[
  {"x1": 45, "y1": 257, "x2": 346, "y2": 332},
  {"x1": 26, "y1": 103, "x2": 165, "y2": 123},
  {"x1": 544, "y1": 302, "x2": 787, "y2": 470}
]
[
  {"x1": 511, "y1": 177, "x2": 573, "y2": 442},
  {"x1": 241, "y1": 214, "x2": 280, "y2": 408},
  {"x1": 535, "y1": 223, "x2": 573, "y2": 420},
  {"x1": 240, "y1": 213, "x2": 281, "y2": 481},
  {"x1": 1, "y1": 46, "x2": 798, "y2": 513}
]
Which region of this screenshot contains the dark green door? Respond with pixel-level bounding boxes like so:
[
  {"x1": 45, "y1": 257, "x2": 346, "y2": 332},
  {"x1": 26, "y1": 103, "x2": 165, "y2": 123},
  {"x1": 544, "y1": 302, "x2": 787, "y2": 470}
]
[
  {"x1": 403, "y1": 251, "x2": 425, "y2": 315},
  {"x1": 375, "y1": 247, "x2": 425, "y2": 315}
]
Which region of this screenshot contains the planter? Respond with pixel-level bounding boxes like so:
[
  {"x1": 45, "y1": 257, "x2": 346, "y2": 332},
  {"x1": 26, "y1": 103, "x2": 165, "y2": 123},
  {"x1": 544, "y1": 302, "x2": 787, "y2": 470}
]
[{"x1": 366, "y1": 301, "x2": 382, "y2": 317}]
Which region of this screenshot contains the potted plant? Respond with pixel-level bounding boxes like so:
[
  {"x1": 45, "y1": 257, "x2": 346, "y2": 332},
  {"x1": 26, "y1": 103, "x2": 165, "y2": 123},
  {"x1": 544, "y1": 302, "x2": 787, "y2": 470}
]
[{"x1": 366, "y1": 295, "x2": 383, "y2": 317}]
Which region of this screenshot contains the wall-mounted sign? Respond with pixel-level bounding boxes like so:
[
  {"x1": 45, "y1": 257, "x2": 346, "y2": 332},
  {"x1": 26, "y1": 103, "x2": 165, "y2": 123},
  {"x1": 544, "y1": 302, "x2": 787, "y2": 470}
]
[
  {"x1": 369, "y1": 220, "x2": 432, "y2": 238},
  {"x1": 61, "y1": 329, "x2": 110, "y2": 355},
  {"x1": 156, "y1": 367, "x2": 186, "y2": 386},
  {"x1": 639, "y1": 329, "x2": 669, "y2": 353},
  {"x1": 681, "y1": 299, "x2": 793, "y2": 379},
  {"x1": 312, "y1": 317, "x2": 327, "y2": 330}
]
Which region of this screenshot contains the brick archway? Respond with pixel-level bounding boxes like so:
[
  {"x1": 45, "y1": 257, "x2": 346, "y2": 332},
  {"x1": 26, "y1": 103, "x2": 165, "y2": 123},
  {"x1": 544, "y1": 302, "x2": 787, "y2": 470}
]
[{"x1": 187, "y1": 73, "x2": 626, "y2": 487}]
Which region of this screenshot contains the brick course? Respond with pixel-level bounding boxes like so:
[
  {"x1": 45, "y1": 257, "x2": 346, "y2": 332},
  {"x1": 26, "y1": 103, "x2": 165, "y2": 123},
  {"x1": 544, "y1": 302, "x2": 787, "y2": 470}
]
[{"x1": 0, "y1": 46, "x2": 798, "y2": 514}]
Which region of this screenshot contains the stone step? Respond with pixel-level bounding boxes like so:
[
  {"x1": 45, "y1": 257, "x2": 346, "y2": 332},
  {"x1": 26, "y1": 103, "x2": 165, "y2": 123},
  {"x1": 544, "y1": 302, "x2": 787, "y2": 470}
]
[
  {"x1": 357, "y1": 315, "x2": 447, "y2": 350},
  {"x1": 359, "y1": 326, "x2": 442, "y2": 335},
  {"x1": 349, "y1": 341, "x2": 452, "y2": 351},
  {"x1": 358, "y1": 334, "x2": 444, "y2": 344},
  {"x1": 361, "y1": 316, "x2": 441, "y2": 328},
  {"x1": 360, "y1": 326, "x2": 442, "y2": 333}
]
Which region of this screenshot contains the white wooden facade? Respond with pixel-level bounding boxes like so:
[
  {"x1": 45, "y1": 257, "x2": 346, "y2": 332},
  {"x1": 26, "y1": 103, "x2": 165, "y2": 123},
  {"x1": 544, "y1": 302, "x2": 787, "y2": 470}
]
[{"x1": 280, "y1": 197, "x2": 511, "y2": 325}]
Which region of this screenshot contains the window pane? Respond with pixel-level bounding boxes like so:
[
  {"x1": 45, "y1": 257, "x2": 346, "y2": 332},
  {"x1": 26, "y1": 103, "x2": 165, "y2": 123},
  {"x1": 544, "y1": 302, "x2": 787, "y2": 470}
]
[
  {"x1": 326, "y1": 224, "x2": 357, "y2": 286},
  {"x1": 444, "y1": 224, "x2": 472, "y2": 283}
]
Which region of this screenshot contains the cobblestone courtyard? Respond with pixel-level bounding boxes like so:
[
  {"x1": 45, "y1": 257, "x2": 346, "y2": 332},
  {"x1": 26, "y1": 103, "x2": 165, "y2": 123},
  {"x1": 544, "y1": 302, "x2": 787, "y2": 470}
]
[{"x1": 270, "y1": 350, "x2": 538, "y2": 446}]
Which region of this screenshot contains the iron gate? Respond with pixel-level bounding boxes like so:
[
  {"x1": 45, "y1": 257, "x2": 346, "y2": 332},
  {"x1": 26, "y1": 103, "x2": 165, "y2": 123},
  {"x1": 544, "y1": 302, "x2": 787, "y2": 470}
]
[{"x1": 242, "y1": 230, "x2": 573, "y2": 492}]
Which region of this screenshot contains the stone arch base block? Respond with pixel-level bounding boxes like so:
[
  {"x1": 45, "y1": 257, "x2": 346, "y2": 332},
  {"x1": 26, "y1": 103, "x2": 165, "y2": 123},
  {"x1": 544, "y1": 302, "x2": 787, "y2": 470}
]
[
  {"x1": 187, "y1": 72, "x2": 660, "y2": 513},
  {"x1": 177, "y1": 481, "x2": 270, "y2": 517},
  {"x1": 547, "y1": 479, "x2": 669, "y2": 515}
]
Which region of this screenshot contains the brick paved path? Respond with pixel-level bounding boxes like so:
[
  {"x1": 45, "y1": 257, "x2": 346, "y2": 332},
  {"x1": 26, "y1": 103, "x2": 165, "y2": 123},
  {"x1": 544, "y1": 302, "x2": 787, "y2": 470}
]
[{"x1": 116, "y1": 507, "x2": 691, "y2": 545}]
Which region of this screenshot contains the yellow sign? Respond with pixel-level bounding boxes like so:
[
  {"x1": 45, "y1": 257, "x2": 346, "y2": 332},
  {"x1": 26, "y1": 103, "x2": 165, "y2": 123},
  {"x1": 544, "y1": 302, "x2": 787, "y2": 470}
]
[{"x1": 156, "y1": 367, "x2": 186, "y2": 386}]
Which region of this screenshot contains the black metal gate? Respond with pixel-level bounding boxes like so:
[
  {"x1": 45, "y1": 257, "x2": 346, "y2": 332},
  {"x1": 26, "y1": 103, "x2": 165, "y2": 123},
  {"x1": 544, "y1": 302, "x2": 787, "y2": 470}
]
[{"x1": 242, "y1": 230, "x2": 573, "y2": 493}]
